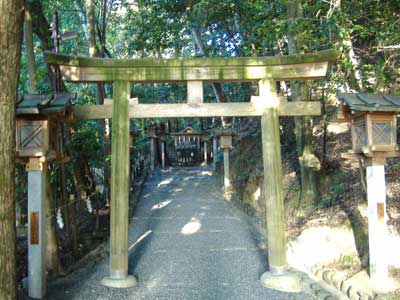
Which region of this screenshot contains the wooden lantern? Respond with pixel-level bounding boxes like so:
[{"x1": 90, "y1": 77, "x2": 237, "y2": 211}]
[
  {"x1": 16, "y1": 93, "x2": 76, "y2": 160},
  {"x1": 214, "y1": 128, "x2": 235, "y2": 150},
  {"x1": 351, "y1": 112, "x2": 397, "y2": 155},
  {"x1": 16, "y1": 120, "x2": 49, "y2": 157},
  {"x1": 220, "y1": 134, "x2": 232, "y2": 150},
  {"x1": 337, "y1": 93, "x2": 400, "y2": 157},
  {"x1": 338, "y1": 93, "x2": 400, "y2": 285},
  {"x1": 146, "y1": 124, "x2": 157, "y2": 138}
]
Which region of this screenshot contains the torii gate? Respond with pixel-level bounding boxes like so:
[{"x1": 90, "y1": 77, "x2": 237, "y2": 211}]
[{"x1": 46, "y1": 50, "x2": 339, "y2": 289}]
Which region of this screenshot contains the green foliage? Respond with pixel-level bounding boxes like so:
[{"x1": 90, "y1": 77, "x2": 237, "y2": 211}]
[
  {"x1": 67, "y1": 120, "x2": 104, "y2": 169},
  {"x1": 332, "y1": 171, "x2": 346, "y2": 182},
  {"x1": 318, "y1": 177, "x2": 346, "y2": 208},
  {"x1": 19, "y1": 0, "x2": 399, "y2": 96},
  {"x1": 214, "y1": 151, "x2": 223, "y2": 164},
  {"x1": 318, "y1": 195, "x2": 333, "y2": 208},
  {"x1": 331, "y1": 183, "x2": 345, "y2": 194}
]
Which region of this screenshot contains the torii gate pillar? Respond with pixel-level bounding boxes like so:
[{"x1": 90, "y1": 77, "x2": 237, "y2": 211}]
[
  {"x1": 102, "y1": 81, "x2": 137, "y2": 288},
  {"x1": 259, "y1": 79, "x2": 301, "y2": 292}
]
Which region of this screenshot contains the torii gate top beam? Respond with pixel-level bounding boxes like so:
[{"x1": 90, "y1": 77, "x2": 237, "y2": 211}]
[
  {"x1": 45, "y1": 50, "x2": 339, "y2": 83},
  {"x1": 45, "y1": 50, "x2": 339, "y2": 120}
]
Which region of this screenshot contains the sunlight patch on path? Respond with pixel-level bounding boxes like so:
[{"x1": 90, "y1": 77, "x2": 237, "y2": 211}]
[
  {"x1": 181, "y1": 217, "x2": 202, "y2": 235},
  {"x1": 151, "y1": 200, "x2": 172, "y2": 210},
  {"x1": 128, "y1": 230, "x2": 152, "y2": 252},
  {"x1": 157, "y1": 177, "x2": 174, "y2": 188}
]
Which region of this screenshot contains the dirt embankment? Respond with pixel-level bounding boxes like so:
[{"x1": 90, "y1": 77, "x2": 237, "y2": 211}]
[{"x1": 216, "y1": 115, "x2": 400, "y2": 297}]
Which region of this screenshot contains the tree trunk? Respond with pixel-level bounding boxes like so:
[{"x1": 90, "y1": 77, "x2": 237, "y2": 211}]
[
  {"x1": 15, "y1": 166, "x2": 27, "y2": 230},
  {"x1": 286, "y1": 0, "x2": 320, "y2": 207},
  {"x1": 69, "y1": 194, "x2": 78, "y2": 256},
  {"x1": 341, "y1": 34, "x2": 364, "y2": 91},
  {"x1": 24, "y1": 3, "x2": 38, "y2": 93},
  {"x1": 191, "y1": 27, "x2": 232, "y2": 127},
  {"x1": 59, "y1": 157, "x2": 70, "y2": 237},
  {"x1": 0, "y1": 1, "x2": 24, "y2": 299},
  {"x1": 21, "y1": 1, "x2": 38, "y2": 238},
  {"x1": 86, "y1": 0, "x2": 110, "y2": 201},
  {"x1": 28, "y1": 0, "x2": 65, "y2": 90},
  {"x1": 85, "y1": 0, "x2": 98, "y2": 57},
  {"x1": 45, "y1": 167, "x2": 64, "y2": 274}
]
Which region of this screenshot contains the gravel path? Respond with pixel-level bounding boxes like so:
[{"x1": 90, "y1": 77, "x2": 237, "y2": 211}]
[{"x1": 47, "y1": 167, "x2": 312, "y2": 300}]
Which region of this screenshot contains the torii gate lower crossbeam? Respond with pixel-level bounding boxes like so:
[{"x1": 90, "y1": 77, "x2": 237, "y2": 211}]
[{"x1": 46, "y1": 50, "x2": 338, "y2": 291}]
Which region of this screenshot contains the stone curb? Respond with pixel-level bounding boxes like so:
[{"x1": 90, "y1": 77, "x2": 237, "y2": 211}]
[
  {"x1": 311, "y1": 266, "x2": 377, "y2": 300},
  {"x1": 292, "y1": 270, "x2": 344, "y2": 300}
]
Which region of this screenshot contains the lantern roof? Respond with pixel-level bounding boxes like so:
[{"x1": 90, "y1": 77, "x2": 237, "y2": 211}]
[
  {"x1": 16, "y1": 93, "x2": 76, "y2": 116},
  {"x1": 170, "y1": 127, "x2": 202, "y2": 136},
  {"x1": 213, "y1": 128, "x2": 236, "y2": 137},
  {"x1": 338, "y1": 93, "x2": 400, "y2": 112}
]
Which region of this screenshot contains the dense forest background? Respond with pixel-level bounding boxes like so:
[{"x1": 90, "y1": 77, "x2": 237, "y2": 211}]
[{"x1": 9, "y1": 0, "x2": 400, "y2": 297}]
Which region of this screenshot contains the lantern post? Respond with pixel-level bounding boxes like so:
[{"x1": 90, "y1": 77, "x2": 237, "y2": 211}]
[
  {"x1": 16, "y1": 93, "x2": 75, "y2": 299},
  {"x1": 212, "y1": 133, "x2": 218, "y2": 166},
  {"x1": 160, "y1": 134, "x2": 166, "y2": 169},
  {"x1": 337, "y1": 93, "x2": 400, "y2": 289},
  {"x1": 216, "y1": 129, "x2": 233, "y2": 192},
  {"x1": 146, "y1": 123, "x2": 157, "y2": 171},
  {"x1": 201, "y1": 132, "x2": 210, "y2": 166}
]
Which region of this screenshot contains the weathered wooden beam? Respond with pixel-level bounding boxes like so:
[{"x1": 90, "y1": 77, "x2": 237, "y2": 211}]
[
  {"x1": 102, "y1": 80, "x2": 137, "y2": 288},
  {"x1": 73, "y1": 101, "x2": 320, "y2": 120},
  {"x1": 187, "y1": 81, "x2": 203, "y2": 104},
  {"x1": 45, "y1": 49, "x2": 339, "y2": 68},
  {"x1": 45, "y1": 50, "x2": 339, "y2": 82},
  {"x1": 56, "y1": 62, "x2": 329, "y2": 82},
  {"x1": 259, "y1": 79, "x2": 287, "y2": 277},
  {"x1": 104, "y1": 98, "x2": 138, "y2": 105}
]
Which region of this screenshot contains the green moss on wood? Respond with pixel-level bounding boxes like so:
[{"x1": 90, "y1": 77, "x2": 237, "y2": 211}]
[
  {"x1": 45, "y1": 49, "x2": 339, "y2": 68},
  {"x1": 59, "y1": 62, "x2": 329, "y2": 82}
]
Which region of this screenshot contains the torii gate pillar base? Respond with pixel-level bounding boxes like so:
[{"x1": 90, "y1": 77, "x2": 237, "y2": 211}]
[
  {"x1": 260, "y1": 270, "x2": 302, "y2": 293},
  {"x1": 101, "y1": 275, "x2": 137, "y2": 289}
]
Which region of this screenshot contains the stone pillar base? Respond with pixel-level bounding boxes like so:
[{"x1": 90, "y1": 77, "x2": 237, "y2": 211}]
[
  {"x1": 260, "y1": 271, "x2": 302, "y2": 293},
  {"x1": 101, "y1": 275, "x2": 137, "y2": 288}
]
